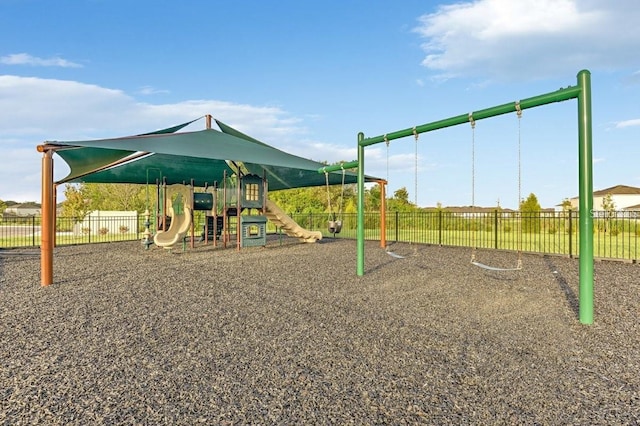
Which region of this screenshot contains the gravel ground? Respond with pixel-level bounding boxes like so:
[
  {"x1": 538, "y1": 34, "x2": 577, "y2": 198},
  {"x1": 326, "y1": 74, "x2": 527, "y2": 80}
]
[{"x1": 0, "y1": 237, "x2": 639, "y2": 425}]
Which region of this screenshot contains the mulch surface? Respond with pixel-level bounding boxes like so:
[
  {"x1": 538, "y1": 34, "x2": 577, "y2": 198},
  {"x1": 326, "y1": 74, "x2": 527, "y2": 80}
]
[{"x1": 1, "y1": 238, "x2": 638, "y2": 424}]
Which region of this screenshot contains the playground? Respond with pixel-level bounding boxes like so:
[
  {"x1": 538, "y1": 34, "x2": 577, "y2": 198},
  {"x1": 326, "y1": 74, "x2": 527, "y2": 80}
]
[{"x1": 1, "y1": 237, "x2": 639, "y2": 424}]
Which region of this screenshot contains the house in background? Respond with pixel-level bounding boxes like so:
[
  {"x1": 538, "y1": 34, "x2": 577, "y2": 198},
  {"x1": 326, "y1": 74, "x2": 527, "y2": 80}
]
[
  {"x1": 3, "y1": 202, "x2": 63, "y2": 218},
  {"x1": 3, "y1": 202, "x2": 41, "y2": 217},
  {"x1": 564, "y1": 185, "x2": 640, "y2": 211}
]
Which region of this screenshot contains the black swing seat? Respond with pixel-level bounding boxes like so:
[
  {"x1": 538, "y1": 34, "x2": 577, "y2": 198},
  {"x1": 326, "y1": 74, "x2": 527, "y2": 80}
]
[{"x1": 328, "y1": 220, "x2": 342, "y2": 234}]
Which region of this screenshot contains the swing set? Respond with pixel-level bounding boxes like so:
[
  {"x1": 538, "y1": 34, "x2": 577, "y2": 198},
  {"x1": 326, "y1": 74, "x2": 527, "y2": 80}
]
[{"x1": 350, "y1": 70, "x2": 594, "y2": 324}]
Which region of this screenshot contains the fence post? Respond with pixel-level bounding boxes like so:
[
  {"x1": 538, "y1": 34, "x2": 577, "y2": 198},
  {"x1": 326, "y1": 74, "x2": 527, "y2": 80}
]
[
  {"x1": 438, "y1": 210, "x2": 443, "y2": 245},
  {"x1": 32, "y1": 216, "x2": 36, "y2": 247},
  {"x1": 568, "y1": 210, "x2": 573, "y2": 258},
  {"x1": 494, "y1": 209, "x2": 499, "y2": 249},
  {"x1": 395, "y1": 211, "x2": 399, "y2": 243}
]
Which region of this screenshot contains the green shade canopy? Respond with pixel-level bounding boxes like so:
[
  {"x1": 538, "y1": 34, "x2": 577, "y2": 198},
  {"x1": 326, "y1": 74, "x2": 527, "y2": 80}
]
[{"x1": 50, "y1": 118, "x2": 379, "y2": 190}]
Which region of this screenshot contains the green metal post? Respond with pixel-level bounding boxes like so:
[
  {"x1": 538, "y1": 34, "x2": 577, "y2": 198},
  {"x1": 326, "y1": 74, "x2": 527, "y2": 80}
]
[
  {"x1": 357, "y1": 132, "x2": 365, "y2": 276},
  {"x1": 577, "y1": 70, "x2": 594, "y2": 324}
]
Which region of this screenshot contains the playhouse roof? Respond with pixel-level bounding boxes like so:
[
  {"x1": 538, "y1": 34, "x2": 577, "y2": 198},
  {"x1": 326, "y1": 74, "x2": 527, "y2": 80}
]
[{"x1": 48, "y1": 118, "x2": 378, "y2": 191}]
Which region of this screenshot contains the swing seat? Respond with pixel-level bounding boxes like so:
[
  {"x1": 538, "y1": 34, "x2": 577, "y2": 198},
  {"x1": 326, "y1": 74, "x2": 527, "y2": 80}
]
[
  {"x1": 328, "y1": 220, "x2": 342, "y2": 234},
  {"x1": 471, "y1": 260, "x2": 522, "y2": 272},
  {"x1": 386, "y1": 250, "x2": 406, "y2": 259}
]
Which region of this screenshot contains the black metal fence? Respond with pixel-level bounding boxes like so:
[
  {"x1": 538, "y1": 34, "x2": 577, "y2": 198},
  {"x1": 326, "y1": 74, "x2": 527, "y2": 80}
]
[
  {"x1": 288, "y1": 210, "x2": 640, "y2": 262},
  {"x1": 0, "y1": 214, "x2": 143, "y2": 247},
  {"x1": 2, "y1": 210, "x2": 639, "y2": 262}
]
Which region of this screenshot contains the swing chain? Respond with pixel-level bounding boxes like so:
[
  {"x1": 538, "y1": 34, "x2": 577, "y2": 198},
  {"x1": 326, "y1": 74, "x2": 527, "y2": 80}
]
[
  {"x1": 324, "y1": 169, "x2": 332, "y2": 218},
  {"x1": 515, "y1": 100, "x2": 523, "y2": 263}
]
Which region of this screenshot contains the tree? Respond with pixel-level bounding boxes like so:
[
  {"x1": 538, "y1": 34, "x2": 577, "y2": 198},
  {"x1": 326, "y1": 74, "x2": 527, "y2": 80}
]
[
  {"x1": 387, "y1": 187, "x2": 416, "y2": 212},
  {"x1": 61, "y1": 184, "x2": 91, "y2": 219},
  {"x1": 0, "y1": 199, "x2": 6, "y2": 223},
  {"x1": 394, "y1": 187, "x2": 410, "y2": 204},
  {"x1": 600, "y1": 193, "x2": 616, "y2": 233},
  {"x1": 365, "y1": 184, "x2": 382, "y2": 212},
  {"x1": 520, "y1": 193, "x2": 541, "y2": 233},
  {"x1": 82, "y1": 183, "x2": 148, "y2": 211},
  {"x1": 601, "y1": 193, "x2": 616, "y2": 213}
]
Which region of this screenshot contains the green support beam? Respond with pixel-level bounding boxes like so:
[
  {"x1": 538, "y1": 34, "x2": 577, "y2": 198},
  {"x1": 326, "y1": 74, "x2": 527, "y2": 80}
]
[
  {"x1": 356, "y1": 70, "x2": 594, "y2": 324},
  {"x1": 318, "y1": 160, "x2": 359, "y2": 174}
]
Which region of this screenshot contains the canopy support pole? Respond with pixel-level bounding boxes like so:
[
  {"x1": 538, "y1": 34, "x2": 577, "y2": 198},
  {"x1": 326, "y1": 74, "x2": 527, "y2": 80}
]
[{"x1": 38, "y1": 145, "x2": 54, "y2": 286}]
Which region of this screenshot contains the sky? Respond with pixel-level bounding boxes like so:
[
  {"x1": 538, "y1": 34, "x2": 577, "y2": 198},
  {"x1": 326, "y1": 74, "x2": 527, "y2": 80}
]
[{"x1": 2, "y1": 0, "x2": 640, "y2": 209}]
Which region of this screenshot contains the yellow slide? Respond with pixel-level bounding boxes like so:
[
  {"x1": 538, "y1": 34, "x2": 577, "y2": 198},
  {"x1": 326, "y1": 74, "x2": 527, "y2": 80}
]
[
  {"x1": 154, "y1": 204, "x2": 192, "y2": 249},
  {"x1": 265, "y1": 199, "x2": 322, "y2": 243}
]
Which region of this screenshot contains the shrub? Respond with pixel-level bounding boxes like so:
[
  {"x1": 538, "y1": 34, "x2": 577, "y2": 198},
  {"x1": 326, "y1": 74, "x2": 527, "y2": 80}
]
[
  {"x1": 99, "y1": 227, "x2": 109, "y2": 235},
  {"x1": 119, "y1": 225, "x2": 129, "y2": 234}
]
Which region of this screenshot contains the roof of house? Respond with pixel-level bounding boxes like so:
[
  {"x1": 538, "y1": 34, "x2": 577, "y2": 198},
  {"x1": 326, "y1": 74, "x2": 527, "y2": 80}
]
[{"x1": 593, "y1": 185, "x2": 640, "y2": 196}]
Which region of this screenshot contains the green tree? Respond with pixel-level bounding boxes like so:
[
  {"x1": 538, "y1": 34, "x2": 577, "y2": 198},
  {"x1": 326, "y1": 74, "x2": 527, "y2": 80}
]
[
  {"x1": 365, "y1": 184, "x2": 382, "y2": 212},
  {"x1": 82, "y1": 183, "x2": 148, "y2": 211},
  {"x1": 269, "y1": 187, "x2": 326, "y2": 214},
  {"x1": 520, "y1": 193, "x2": 541, "y2": 233},
  {"x1": 601, "y1": 193, "x2": 615, "y2": 213},
  {"x1": 600, "y1": 193, "x2": 616, "y2": 233},
  {"x1": 387, "y1": 187, "x2": 415, "y2": 212},
  {"x1": 61, "y1": 184, "x2": 91, "y2": 219},
  {"x1": 0, "y1": 199, "x2": 6, "y2": 223}
]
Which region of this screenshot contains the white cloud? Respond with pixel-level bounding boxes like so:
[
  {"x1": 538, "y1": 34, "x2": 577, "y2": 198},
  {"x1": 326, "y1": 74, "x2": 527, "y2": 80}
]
[
  {"x1": 414, "y1": 0, "x2": 640, "y2": 81},
  {"x1": 0, "y1": 53, "x2": 83, "y2": 68},
  {"x1": 0, "y1": 75, "x2": 312, "y2": 202},
  {"x1": 137, "y1": 85, "x2": 170, "y2": 95},
  {"x1": 615, "y1": 118, "x2": 640, "y2": 128}
]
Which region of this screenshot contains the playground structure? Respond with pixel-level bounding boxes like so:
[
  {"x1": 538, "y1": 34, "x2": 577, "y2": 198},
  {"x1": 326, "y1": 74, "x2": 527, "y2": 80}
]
[
  {"x1": 350, "y1": 70, "x2": 594, "y2": 324},
  {"x1": 37, "y1": 115, "x2": 372, "y2": 287},
  {"x1": 147, "y1": 170, "x2": 322, "y2": 251}
]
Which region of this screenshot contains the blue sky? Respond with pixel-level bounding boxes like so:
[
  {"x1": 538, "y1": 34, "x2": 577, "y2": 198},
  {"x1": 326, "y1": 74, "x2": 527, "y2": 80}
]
[{"x1": 2, "y1": 0, "x2": 640, "y2": 209}]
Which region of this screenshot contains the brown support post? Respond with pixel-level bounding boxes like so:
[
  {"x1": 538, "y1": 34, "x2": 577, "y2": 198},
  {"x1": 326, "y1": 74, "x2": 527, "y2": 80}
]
[
  {"x1": 223, "y1": 171, "x2": 228, "y2": 248},
  {"x1": 379, "y1": 180, "x2": 387, "y2": 248},
  {"x1": 205, "y1": 114, "x2": 212, "y2": 130},
  {"x1": 38, "y1": 146, "x2": 54, "y2": 286},
  {"x1": 213, "y1": 181, "x2": 218, "y2": 248}
]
